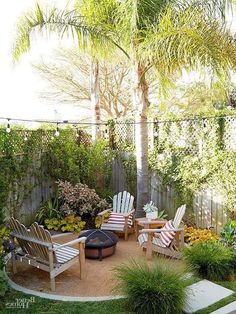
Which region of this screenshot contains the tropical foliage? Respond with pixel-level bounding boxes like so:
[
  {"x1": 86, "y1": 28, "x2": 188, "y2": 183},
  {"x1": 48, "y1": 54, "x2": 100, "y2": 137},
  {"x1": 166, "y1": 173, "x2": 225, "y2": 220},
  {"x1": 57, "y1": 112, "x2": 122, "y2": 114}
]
[
  {"x1": 221, "y1": 219, "x2": 236, "y2": 248},
  {"x1": 35, "y1": 195, "x2": 62, "y2": 224}
]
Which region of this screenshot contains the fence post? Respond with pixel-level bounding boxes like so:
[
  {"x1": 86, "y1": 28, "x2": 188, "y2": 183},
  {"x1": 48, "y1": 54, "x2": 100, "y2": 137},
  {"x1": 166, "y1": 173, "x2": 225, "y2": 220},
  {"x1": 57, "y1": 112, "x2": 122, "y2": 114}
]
[{"x1": 108, "y1": 120, "x2": 116, "y2": 150}]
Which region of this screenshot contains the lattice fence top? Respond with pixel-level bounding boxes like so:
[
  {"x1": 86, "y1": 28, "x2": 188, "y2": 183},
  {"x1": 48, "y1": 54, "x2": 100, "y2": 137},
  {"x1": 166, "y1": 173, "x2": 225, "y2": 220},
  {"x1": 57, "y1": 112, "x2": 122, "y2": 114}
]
[
  {"x1": 0, "y1": 128, "x2": 92, "y2": 157},
  {"x1": 1, "y1": 115, "x2": 236, "y2": 156},
  {"x1": 112, "y1": 115, "x2": 236, "y2": 155}
]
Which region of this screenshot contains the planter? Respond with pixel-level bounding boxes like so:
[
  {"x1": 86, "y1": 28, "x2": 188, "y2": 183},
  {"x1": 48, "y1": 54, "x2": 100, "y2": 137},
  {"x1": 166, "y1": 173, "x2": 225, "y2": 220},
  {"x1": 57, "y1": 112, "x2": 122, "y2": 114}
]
[{"x1": 146, "y1": 211, "x2": 157, "y2": 220}]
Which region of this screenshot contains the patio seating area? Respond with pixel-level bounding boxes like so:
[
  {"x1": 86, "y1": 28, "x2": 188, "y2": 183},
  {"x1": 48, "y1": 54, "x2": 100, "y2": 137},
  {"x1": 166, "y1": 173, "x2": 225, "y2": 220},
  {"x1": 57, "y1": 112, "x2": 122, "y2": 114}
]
[{"x1": 6, "y1": 232, "x2": 174, "y2": 297}]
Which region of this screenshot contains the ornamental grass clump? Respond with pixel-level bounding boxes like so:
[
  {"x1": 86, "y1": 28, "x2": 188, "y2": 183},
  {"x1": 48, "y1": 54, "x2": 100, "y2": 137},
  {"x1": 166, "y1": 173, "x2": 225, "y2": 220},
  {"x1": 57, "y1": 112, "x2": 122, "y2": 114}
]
[
  {"x1": 113, "y1": 260, "x2": 186, "y2": 314},
  {"x1": 184, "y1": 241, "x2": 234, "y2": 280}
]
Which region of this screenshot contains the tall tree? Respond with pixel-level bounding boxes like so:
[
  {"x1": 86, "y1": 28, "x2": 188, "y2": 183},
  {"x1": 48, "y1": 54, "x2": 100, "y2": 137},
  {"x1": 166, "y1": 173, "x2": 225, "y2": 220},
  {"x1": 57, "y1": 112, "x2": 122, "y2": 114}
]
[
  {"x1": 13, "y1": 1, "x2": 236, "y2": 215},
  {"x1": 33, "y1": 49, "x2": 132, "y2": 119}
]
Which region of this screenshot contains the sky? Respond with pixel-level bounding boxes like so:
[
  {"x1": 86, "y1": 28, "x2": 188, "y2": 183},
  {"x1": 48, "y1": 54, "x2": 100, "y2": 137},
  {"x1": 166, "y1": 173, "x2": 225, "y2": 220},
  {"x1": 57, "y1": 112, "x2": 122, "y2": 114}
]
[{"x1": 0, "y1": 0, "x2": 89, "y2": 125}]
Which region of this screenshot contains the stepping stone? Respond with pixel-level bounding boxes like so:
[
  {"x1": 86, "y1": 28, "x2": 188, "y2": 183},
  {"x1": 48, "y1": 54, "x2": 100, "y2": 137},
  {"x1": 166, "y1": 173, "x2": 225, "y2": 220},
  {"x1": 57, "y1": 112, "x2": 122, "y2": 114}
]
[
  {"x1": 184, "y1": 280, "x2": 234, "y2": 313},
  {"x1": 211, "y1": 301, "x2": 236, "y2": 314}
]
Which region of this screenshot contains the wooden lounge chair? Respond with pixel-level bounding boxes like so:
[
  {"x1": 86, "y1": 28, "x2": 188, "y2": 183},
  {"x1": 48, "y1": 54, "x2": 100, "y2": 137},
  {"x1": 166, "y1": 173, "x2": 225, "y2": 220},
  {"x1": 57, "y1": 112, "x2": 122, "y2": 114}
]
[
  {"x1": 138, "y1": 204, "x2": 186, "y2": 260},
  {"x1": 9, "y1": 217, "x2": 87, "y2": 291},
  {"x1": 98, "y1": 191, "x2": 135, "y2": 240}
]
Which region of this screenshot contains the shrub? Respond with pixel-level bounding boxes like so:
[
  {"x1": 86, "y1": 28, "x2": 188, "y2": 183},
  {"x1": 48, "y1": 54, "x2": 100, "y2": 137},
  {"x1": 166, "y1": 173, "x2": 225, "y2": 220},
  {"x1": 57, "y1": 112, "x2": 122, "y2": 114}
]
[
  {"x1": 184, "y1": 241, "x2": 234, "y2": 280},
  {"x1": 220, "y1": 219, "x2": 236, "y2": 247},
  {"x1": 45, "y1": 215, "x2": 86, "y2": 233},
  {"x1": 95, "y1": 211, "x2": 110, "y2": 228},
  {"x1": 58, "y1": 180, "x2": 109, "y2": 219},
  {"x1": 184, "y1": 226, "x2": 219, "y2": 246},
  {"x1": 0, "y1": 271, "x2": 9, "y2": 298},
  {"x1": 35, "y1": 194, "x2": 63, "y2": 224},
  {"x1": 114, "y1": 260, "x2": 186, "y2": 314},
  {"x1": 0, "y1": 226, "x2": 10, "y2": 270}
]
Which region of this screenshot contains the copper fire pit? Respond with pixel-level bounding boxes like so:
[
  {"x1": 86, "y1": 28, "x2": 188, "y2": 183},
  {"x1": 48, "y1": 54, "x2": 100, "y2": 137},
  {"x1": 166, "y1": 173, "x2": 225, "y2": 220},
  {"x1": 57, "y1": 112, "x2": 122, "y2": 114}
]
[{"x1": 78, "y1": 230, "x2": 118, "y2": 261}]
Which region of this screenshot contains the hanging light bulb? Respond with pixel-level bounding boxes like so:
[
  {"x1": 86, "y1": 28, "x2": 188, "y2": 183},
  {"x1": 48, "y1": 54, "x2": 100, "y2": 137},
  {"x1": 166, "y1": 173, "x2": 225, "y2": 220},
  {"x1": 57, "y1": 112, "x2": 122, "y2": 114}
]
[
  {"x1": 154, "y1": 131, "x2": 158, "y2": 137},
  {"x1": 55, "y1": 123, "x2": 60, "y2": 137},
  {"x1": 6, "y1": 119, "x2": 11, "y2": 133},
  {"x1": 24, "y1": 133, "x2": 28, "y2": 141},
  {"x1": 104, "y1": 128, "x2": 109, "y2": 139}
]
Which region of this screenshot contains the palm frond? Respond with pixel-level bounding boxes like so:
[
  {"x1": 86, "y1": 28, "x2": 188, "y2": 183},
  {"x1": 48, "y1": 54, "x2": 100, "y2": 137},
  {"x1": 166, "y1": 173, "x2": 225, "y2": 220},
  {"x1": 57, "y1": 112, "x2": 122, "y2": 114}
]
[
  {"x1": 138, "y1": 5, "x2": 236, "y2": 92},
  {"x1": 13, "y1": 2, "x2": 127, "y2": 62}
]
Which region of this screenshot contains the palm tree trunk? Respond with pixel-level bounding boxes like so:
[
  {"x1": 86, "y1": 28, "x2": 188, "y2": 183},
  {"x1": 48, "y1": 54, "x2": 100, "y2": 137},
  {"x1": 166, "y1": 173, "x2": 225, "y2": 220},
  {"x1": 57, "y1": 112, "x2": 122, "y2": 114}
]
[
  {"x1": 91, "y1": 58, "x2": 101, "y2": 141},
  {"x1": 132, "y1": 62, "x2": 150, "y2": 216}
]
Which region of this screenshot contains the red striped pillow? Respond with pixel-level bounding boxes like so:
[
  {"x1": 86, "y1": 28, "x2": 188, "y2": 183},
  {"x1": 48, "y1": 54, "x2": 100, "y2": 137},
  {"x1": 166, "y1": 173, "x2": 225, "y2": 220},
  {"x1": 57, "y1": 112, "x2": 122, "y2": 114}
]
[
  {"x1": 159, "y1": 220, "x2": 176, "y2": 247},
  {"x1": 108, "y1": 213, "x2": 133, "y2": 227}
]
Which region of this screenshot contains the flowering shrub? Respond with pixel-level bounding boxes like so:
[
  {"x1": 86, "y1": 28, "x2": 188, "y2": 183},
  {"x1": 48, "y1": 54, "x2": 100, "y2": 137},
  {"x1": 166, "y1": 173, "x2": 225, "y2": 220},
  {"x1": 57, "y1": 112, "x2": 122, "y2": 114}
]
[
  {"x1": 45, "y1": 215, "x2": 86, "y2": 233},
  {"x1": 58, "y1": 180, "x2": 109, "y2": 217},
  {"x1": 184, "y1": 226, "x2": 219, "y2": 246}
]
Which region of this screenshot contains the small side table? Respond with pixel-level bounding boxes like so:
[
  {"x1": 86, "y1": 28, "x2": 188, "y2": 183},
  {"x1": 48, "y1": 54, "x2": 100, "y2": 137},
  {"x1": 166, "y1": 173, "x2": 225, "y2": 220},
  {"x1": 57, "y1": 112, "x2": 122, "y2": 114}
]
[
  {"x1": 135, "y1": 218, "x2": 167, "y2": 240},
  {"x1": 135, "y1": 218, "x2": 167, "y2": 260}
]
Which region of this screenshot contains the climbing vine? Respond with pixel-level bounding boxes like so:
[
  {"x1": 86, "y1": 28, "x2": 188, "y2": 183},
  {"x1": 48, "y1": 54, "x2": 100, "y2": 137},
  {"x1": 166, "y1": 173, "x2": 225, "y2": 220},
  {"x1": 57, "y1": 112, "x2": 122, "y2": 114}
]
[
  {"x1": 149, "y1": 114, "x2": 236, "y2": 213},
  {"x1": 0, "y1": 129, "x2": 47, "y2": 224}
]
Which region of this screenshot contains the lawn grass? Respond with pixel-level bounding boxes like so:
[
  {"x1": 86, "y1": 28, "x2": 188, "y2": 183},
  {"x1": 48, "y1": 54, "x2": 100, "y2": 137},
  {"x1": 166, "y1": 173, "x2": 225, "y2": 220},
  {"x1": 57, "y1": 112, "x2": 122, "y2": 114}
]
[
  {"x1": 1, "y1": 289, "x2": 127, "y2": 314},
  {"x1": 1, "y1": 280, "x2": 236, "y2": 313}
]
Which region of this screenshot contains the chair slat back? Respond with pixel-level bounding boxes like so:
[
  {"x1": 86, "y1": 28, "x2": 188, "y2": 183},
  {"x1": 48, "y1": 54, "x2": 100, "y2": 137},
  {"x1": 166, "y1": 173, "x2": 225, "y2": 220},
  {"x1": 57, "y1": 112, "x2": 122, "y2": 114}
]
[
  {"x1": 173, "y1": 205, "x2": 186, "y2": 228},
  {"x1": 29, "y1": 222, "x2": 56, "y2": 263},
  {"x1": 9, "y1": 218, "x2": 33, "y2": 255},
  {"x1": 9, "y1": 218, "x2": 57, "y2": 264},
  {"x1": 112, "y1": 191, "x2": 134, "y2": 214}
]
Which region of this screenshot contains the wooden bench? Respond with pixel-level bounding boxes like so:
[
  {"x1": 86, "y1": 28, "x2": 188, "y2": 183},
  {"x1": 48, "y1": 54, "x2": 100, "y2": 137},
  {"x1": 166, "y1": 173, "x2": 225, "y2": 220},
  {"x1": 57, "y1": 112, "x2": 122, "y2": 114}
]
[{"x1": 9, "y1": 217, "x2": 87, "y2": 291}]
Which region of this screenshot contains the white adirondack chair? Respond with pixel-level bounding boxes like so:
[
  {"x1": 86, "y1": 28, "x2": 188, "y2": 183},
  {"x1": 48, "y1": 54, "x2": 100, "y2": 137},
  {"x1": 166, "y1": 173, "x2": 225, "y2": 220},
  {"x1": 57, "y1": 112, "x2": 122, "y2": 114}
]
[
  {"x1": 138, "y1": 204, "x2": 186, "y2": 260},
  {"x1": 9, "y1": 217, "x2": 87, "y2": 291},
  {"x1": 98, "y1": 191, "x2": 135, "y2": 240}
]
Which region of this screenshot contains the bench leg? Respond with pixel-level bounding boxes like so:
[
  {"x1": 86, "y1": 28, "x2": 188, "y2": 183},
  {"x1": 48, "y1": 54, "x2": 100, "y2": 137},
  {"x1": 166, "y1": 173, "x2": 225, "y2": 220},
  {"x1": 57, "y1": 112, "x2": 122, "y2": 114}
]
[
  {"x1": 50, "y1": 275, "x2": 56, "y2": 291},
  {"x1": 11, "y1": 252, "x2": 17, "y2": 274},
  {"x1": 79, "y1": 242, "x2": 85, "y2": 279}
]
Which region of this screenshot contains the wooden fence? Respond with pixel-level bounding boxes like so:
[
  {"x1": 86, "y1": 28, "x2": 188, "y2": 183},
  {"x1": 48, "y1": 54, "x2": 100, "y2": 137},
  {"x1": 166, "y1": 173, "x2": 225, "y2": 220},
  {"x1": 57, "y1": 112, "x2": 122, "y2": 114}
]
[
  {"x1": 112, "y1": 159, "x2": 227, "y2": 234},
  {"x1": 4, "y1": 153, "x2": 54, "y2": 226}
]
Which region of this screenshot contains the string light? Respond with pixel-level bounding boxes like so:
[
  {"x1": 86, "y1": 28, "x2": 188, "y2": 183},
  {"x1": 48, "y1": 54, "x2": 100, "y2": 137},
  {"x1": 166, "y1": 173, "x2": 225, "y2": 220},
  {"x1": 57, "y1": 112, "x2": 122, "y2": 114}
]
[
  {"x1": 154, "y1": 131, "x2": 158, "y2": 137},
  {"x1": 6, "y1": 119, "x2": 11, "y2": 133},
  {"x1": 55, "y1": 123, "x2": 60, "y2": 137},
  {"x1": 24, "y1": 132, "x2": 28, "y2": 141},
  {"x1": 104, "y1": 129, "x2": 109, "y2": 139}
]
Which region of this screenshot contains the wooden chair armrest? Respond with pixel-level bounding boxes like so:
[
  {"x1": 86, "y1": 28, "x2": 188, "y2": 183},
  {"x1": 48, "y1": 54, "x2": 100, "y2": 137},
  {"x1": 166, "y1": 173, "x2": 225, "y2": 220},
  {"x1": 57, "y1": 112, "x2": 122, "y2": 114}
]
[
  {"x1": 51, "y1": 233, "x2": 72, "y2": 239},
  {"x1": 53, "y1": 237, "x2": 87, "y2": 251},
  {"x1": 97, "y1": 208, "x2": 112, "y2": 216},
  {"x1": 140, "y1": 228, "x2": 183, "y2": 233},
  {"x1": 122, "y1": 209, "x2": 135, "y2": 217}
]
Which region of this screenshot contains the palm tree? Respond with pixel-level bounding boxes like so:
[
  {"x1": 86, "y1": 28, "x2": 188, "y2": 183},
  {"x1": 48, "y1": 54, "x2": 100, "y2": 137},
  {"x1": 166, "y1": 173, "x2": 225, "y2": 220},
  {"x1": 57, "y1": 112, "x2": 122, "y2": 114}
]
[{"x1": 13, "y1": 1, "x2": 236, "y2": 215}]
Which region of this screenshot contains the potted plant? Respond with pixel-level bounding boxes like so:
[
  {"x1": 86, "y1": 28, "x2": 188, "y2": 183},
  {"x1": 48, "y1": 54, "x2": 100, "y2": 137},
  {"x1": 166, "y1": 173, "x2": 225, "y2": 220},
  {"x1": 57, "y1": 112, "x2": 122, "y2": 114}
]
[{"x1": 143, "y1": 201, "x2": 158, "y2": 220}]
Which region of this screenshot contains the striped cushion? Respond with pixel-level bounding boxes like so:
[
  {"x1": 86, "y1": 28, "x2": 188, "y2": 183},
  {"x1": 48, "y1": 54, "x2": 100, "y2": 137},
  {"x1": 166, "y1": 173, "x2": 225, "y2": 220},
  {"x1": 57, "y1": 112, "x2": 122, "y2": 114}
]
[
  {"x1": 159, "y1": 220, "x2": 176, "y2": 247},
  {"x1": 138, "y1": 233, "x2": 166, "y2": 248},
  {"x1": 108, "y1": 213, "x2": 133, "y2": 228}
]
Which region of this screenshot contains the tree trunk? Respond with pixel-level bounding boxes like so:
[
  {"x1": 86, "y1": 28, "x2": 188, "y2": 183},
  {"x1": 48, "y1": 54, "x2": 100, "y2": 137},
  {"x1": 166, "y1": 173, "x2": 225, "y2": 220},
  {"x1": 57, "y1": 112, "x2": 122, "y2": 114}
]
[
  {"x1": 90, "y1": 59, "x2": 101, "y2": 141},
  {"x1": 132, "y1": 62, "x2": 150, "y2": 217}
]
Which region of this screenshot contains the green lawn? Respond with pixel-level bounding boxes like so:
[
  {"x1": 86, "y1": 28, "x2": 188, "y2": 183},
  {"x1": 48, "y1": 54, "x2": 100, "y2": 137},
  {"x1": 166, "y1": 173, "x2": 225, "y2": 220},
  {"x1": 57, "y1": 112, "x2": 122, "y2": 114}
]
[{"x1": 1, "y1": 281, "x2": 236, "y2": 313}]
